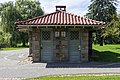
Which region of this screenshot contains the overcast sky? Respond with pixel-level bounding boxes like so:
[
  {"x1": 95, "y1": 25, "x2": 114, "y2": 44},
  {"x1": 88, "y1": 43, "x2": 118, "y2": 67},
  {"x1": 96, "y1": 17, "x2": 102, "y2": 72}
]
[{"x1": 0, "y1": 0, "x2": 120, "y2": 16}]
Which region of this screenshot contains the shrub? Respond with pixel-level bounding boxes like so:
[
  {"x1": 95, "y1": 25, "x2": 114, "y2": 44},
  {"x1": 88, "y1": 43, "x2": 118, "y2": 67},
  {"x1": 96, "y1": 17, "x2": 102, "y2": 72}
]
[{"x1": 0, "y1": 31, "x2": 11, "y2": 49}]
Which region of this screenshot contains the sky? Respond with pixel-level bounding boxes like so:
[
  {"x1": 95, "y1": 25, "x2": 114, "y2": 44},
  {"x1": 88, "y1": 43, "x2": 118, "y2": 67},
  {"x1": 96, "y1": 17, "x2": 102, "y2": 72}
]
[{"x1": 0, "y1": 0, "x2": 120, "y2": 16}]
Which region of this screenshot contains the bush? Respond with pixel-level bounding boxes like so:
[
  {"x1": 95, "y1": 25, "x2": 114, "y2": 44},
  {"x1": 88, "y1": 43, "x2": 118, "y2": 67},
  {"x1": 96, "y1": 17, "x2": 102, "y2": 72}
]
[
  {"x1": 0, "y1": 31, "x2": 11, "y2": 49},
  {"x1": 0, "y1": 43, "x2": 9, "y2": 49}
]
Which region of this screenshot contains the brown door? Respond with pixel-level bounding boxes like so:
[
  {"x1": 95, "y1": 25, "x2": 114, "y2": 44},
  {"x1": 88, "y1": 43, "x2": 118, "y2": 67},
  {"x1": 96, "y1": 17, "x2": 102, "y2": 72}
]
[{"x1": 53, "y1": 28, "x2": 68, "y2": 62}]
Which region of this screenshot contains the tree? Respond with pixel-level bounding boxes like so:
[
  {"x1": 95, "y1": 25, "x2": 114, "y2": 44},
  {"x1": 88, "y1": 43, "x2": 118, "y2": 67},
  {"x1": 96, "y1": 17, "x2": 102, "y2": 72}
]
[
  {"x1": 0, "y1": 0, "x2": 44, "y2": 47},
  {"x1": 15, "y1": 0, "x2": 44, "y2": 20},
  {"x1": 0, "y1": 1, "x2": 21, "y2": 47},
  {"x1": 0, "y1": 30, "x2": 11, "y2": 48},
  {"x1": 102, "y1": 14, "x2": 120, "y2": 43},
  {"x1": 15, "y1": 0, "x2": 44, "y2": 46},
  {"x1": 86, "y1": 0, "x2": 117, "y2": 21},
  {"x1": 86, "y1": 0, "x2": 118, "y2": 46}
]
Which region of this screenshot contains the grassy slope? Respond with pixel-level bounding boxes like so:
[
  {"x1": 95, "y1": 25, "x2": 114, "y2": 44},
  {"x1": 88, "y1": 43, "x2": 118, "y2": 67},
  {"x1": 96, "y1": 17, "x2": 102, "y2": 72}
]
[
  {"x1": 92, "y1": 44, "x2": 120, "y2": 62},
  {"x1": 25, "y1": 75, "x2": 120, "y2": 80}
]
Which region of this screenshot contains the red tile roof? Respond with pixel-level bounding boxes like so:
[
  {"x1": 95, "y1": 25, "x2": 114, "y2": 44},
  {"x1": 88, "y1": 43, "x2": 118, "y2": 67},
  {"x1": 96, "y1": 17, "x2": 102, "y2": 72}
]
[{"x1": 15, "y1": 10, "x2": 105, "y2": 25}]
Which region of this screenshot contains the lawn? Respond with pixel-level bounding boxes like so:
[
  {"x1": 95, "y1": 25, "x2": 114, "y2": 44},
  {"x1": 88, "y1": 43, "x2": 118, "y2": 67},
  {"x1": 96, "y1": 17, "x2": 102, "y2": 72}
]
[
  {"x1": 24, "y1": 75, "x2": 120, "y2": 80},
  {"x1": 92, "y1": 44, "x2": 120, "y2": 62},
  {"x1": 0, "y1": 43, "x2": 29, "y2": 51},
  {"x1": 0, "y1": 47, "x2": 25, "y2": 51}
]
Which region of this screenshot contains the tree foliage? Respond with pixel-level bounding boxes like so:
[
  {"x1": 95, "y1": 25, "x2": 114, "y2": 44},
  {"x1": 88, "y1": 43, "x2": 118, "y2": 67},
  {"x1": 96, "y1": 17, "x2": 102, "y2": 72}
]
[
  {"x1": 86, "y1": 0, "x2": 117, "y2": 21},
  {"x1": 0, "y1": 1, "x2": 21, "y2": 47},
  {"x1": 15, "y1": 0, "x2": 44, "y2": 46},
  {"x1": 86, "y1": 0, "x2": 118, "y2": 45},
  {"x1": 0, "y1": 30, "x2": 11, "y2": 48},
  {"x1": 15, "y1": 0, "x2": 44, "y2": 20},
  {"x1": 0, "y1": 0, "x2": 44, "y2": 47},
  {"x1": 102, "y1": 14, "x2": 120, "y2": 43}
]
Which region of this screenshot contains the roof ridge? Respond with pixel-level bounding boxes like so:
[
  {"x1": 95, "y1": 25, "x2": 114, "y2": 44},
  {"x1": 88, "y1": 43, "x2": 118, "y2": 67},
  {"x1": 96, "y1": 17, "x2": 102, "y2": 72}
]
[
  {"x1": 15, "y1": 10, "x2": 105, "y2": 25},
  {"x1": 16, "y1": 10, "x2": 85, "y2": 24},
  {"x1": 15, "y1": 10, "x2": 64, "y2": 23}
]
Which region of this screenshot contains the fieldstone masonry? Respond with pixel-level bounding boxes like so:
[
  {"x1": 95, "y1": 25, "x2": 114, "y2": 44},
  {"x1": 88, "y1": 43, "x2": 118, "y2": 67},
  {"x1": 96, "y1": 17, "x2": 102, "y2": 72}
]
[
  {"x1": 29, "y1": 29, "x2": 40, "y2": 62},
  {"x1": 29, "y1": 29, "x2": 89, "y2": 62},
  {"x1": 29, "y1": 31, "x2": 32, "y2": 57},
  {"x1": 81, "y1": 30, "x2": 89, "y2": 62}
]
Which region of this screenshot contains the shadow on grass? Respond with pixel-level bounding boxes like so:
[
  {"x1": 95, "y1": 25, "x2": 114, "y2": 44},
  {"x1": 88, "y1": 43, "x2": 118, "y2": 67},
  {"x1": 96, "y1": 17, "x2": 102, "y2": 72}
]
[
  {"x1": 91, "y1": 49, "x2": 120, "y2": 62},
  {"x1": 116, "y1": 48, "x2": 120, "y2": 49},
  {"x1": 46, "y1": 49, "x2": 120, "y2": 68}
]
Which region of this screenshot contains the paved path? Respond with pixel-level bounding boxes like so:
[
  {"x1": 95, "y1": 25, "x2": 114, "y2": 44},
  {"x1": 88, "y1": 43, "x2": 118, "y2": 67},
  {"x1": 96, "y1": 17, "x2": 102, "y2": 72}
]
[{"x1": 0, "y1": 48, "x2": 120, "y2": 80}]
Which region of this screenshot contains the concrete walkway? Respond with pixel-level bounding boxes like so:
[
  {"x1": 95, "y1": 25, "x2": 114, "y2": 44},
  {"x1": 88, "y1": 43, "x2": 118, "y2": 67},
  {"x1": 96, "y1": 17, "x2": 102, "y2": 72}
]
[{"x1": 0, "y1": 48, "x2": 120, "y2": 80}]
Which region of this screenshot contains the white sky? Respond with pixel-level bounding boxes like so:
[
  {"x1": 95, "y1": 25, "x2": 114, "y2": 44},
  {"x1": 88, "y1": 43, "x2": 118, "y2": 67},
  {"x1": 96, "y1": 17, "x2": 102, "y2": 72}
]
[{"x1": 0, "y1": 0, "x2": 120, "y2": 16}]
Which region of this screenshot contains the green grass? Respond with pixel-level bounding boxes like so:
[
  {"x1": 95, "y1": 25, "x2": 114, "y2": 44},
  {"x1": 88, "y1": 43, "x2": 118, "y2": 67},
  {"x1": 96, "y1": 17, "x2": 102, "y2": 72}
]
[
  {"x1": 17, "y1": 43, "x2": 29, "y2": 47},
  {"x1": 92, "y1": 44, "x2": 120, "y2": 62},
  {"x1": 0, "y1": 47, "x2": 25, "y2": 51},
  {"x1": 24, "y1": 75, "x2": 120, "y2": 80},
  {"x1": 0, "y1": 43, "x2": 29, "y2": 51}
]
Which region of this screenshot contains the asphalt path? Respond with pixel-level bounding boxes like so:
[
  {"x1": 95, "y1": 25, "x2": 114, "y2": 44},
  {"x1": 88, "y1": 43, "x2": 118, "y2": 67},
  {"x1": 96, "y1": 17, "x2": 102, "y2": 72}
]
[{"x1": 0, "y1": 48, "x2": 120, "y2": 80}]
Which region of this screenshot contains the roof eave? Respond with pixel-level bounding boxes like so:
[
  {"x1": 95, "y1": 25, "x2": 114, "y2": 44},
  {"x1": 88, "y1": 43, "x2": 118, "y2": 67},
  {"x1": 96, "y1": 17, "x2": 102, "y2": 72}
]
[{"x1": 16, "y1": 24, "x2": 104, "y2": 27}]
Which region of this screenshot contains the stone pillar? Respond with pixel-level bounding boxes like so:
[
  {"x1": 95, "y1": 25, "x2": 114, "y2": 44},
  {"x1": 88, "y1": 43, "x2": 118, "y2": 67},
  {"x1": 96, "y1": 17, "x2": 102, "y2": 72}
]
[
  {"x1": 88, "y1": 31, "x2": 92, "y2": 61},
  {"x1": 31, "y1": 29, "x2": 41, "y2": 62},
  {"x1": 81, "y1": 30, "x2": 89, "y2": 62},
  {"x1": 28, "y1": 31, "x2": 32, "y2": 57}
]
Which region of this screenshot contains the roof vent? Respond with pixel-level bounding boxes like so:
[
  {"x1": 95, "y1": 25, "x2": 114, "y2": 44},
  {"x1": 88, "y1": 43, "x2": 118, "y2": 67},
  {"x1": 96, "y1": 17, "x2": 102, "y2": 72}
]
[{"x1": 56, "y1": 6, "x2": 66, "y2": 11}]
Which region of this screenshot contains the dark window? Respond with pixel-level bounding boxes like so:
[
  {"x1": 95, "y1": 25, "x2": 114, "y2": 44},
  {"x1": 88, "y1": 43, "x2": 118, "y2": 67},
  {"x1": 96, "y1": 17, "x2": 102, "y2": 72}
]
[
  {"x1": 70, "y1": 31, "x2": 79, "y2": 40},
  {"x1": 42, "y1": 31, "x2": 51, "y2": 40}
]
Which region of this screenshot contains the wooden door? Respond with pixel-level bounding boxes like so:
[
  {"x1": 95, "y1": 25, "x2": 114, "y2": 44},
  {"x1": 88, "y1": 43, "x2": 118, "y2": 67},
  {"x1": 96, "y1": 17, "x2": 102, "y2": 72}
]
[
  {"x1": 41, "y1": 29, "x2": 53, "y2": 62},
  {"x1": 69, "y1": 29, "x2": 81, "y2": 62}
]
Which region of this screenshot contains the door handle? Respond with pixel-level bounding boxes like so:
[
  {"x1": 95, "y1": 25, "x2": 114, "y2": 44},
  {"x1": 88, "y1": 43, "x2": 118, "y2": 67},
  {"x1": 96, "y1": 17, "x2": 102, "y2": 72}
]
[
  {"x1": 78, "y1": 45, "x2": 81, "y2": 50},
  {"x1": 40, "y1": 45, "x2": 43, "y2": 49}
]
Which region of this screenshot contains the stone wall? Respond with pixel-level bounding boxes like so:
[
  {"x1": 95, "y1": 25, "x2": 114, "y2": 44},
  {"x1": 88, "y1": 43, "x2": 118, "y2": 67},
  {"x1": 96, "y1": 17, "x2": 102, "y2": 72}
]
[
  {"x1": 29, "y1": 31, "x2": 32, "y2": 57},
  {"x1": 28, "y1": 28, "x2": 89, "y2": 62},
  {"x1": 81, "y1": 30, "x2": 89, "y2": 62},
  {"x1": 29, "y1": 29, "x2": 40, "y2": 62}
]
